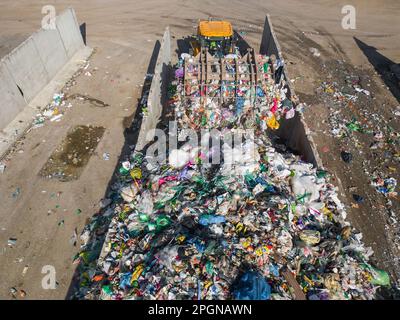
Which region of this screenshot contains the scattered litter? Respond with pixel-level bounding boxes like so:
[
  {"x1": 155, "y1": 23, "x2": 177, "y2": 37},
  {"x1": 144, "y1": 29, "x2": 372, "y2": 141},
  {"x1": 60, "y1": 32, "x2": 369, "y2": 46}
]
[
  {"x1": 316, "y1": 58, "x2": 400, "y2": 266},
  {"x1": 309, "y1": 47, "x2": 321, "y2": 57},
  {"x1": 354, "y1": 87, "x2": 370, "y2": 96},
  {"x1": 50, "y1": 114, "x2": 63, "y2": 122},
  {"x1": 32, "y1": 93, "x2": 67, "y2": 128},
  {"x1": 12, "y1": 188, "x2": 21, "y2": 199},
  {"x1": 393, "y1": 106, "x2": 400, "y2": 117},
  {"x1": 10, "y1": 287, "x2": 17, "y2": 297},
  {"x1": 70, "y1": 228, "x2": 78, "y2": 246},
  {"x1": 22, "y1": 265, "x2": 29, "y2": 276},
  {"x1": 371, "y1": 176, "x2": 398, "y2": 198},
  {"x1": 352, "y1": 194, "x2": 364, "y2": 203},
  {"x1": 341, "y1": 151, "x2": 353, "y2": 163},
  {"x1": 8, "y1": 238, "x2": 17, "y2": 247}
]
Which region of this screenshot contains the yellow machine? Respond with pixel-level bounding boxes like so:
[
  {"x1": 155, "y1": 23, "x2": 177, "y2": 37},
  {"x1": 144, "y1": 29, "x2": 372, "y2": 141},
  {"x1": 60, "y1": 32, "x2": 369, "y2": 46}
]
[{"x1": 191, "y1": 20, "x2": 235, "y2": 57}]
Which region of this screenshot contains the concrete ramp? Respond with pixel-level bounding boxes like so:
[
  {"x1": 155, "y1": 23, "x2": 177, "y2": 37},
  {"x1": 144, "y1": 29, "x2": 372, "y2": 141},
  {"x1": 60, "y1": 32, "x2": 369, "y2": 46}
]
[{"x1": 0, "y1": 8, "x2": 91, "y2": 158}]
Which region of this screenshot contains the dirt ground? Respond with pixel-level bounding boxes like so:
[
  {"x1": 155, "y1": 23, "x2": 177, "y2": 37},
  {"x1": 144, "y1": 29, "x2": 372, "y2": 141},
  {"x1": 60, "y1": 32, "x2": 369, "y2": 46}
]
[{"x1": 0, "y1": 0, "x2": 399, "y2": 299}]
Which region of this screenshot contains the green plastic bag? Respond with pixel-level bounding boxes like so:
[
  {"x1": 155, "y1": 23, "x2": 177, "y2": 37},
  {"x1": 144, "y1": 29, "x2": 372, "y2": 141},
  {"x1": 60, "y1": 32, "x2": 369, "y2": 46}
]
[
  {"x1": 346, "y1": 120, "x2": 363, "y2": 133},
  {"x1": 119, "y1": 166, "x2": 130, "y2": 175},
  {"x1": 362, "y1": 263, "x2": 390, "y2": 286},
  {"x1": 370, "y1": 267, "x2": 390, "y2": 286},
  {"x1": 102, "y1": 285, "x2": 113, "y2": 296},
  {"x1": 316, "y1": 170, "x2": 328, "y2": 178}
]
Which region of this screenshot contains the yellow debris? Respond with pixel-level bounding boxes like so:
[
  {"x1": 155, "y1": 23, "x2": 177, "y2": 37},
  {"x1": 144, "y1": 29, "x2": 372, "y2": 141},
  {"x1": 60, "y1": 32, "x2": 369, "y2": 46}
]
[{"x1": 266, "y1": 115, "x2": 280, "y2": 130}]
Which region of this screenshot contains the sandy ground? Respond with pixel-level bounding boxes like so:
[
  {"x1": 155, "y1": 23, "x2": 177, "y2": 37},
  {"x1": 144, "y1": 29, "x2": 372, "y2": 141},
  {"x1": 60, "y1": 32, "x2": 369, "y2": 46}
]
[{"x1": 0, "y1": 0, "x2": 399, "y2": 299}]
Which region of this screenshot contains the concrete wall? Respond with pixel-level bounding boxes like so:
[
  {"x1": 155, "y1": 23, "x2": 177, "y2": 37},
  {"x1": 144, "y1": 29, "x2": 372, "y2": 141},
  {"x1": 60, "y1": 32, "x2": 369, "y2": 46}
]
[
  {"x1": 2, "y1": 37, "x2": 49, "y2": 102},
  {"x1": 136, "y1": 27, "x2": 171, "y2": 151},
  {"x1": 0, "y1": 63, "x2": 27, "y2": 129},
  {"x1": 260, "y1": 15, "x2": 322, "y2": 168},
  {"x1": 260, "y1": 15, "x2": 281, "y2": 64},
  {"x1": 55, "y1": 8, "x2": 84, "y2": 58},
  {"x1": 32, "y1": 29, "x2": 69, "y2": 79},
  {"x1": 0, "y1": 8, "x2": 85, "y2": 131}
]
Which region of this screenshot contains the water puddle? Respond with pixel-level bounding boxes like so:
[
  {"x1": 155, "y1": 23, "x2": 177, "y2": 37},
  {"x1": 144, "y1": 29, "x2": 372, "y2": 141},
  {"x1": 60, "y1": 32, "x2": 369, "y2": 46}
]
[{"x1": 40, "y1": 125, "x2": 105, "y2": 181}]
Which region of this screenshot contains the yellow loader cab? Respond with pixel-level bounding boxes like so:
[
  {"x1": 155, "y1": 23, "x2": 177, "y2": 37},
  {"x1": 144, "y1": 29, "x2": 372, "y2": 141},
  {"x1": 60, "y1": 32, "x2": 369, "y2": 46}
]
[{"x1": 191, "y1": 20, "x2": 235, "y2": 57}]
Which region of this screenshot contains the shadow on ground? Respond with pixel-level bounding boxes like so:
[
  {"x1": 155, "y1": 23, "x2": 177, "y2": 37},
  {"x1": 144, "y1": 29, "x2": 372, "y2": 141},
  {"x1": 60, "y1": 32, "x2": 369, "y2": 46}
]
[{"x1": 354, "y1": 37, "x2": 400, "y2": 104}]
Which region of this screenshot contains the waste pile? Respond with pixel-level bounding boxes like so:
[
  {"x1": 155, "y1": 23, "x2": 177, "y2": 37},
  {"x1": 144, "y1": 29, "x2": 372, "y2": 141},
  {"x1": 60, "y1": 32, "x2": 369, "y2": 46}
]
[
  {"x1": 71, "y1": 52, "x2": 389, "y2": 300},
  {"x1": 173, "y1": 52, "x2": 297, "y2": 131}
]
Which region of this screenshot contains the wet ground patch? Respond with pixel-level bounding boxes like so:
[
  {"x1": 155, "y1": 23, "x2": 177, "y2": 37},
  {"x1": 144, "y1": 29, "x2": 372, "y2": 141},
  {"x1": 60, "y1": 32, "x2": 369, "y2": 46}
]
[
  {"x1": 40, "y1": 125, "x2": 105, "y2": 181},
  {"x1": 66, "y1": 93, "x2": 110, "y2": 108}
]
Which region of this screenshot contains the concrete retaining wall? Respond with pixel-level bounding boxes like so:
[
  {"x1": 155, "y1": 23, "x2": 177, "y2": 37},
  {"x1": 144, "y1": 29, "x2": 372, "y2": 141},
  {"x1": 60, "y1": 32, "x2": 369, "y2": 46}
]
[
  {"x1": 0, "y1": 8, "x2": 85, "y2": 131},
  {"x1": 55, "y1": 8, "x2": 84, "y2": 58},
  {"x1": 136, "y1": 27, "x2": 171, "y2": 151},
  {"x1": 260, "y1": 15, "x2": 322, "y2": 168},
  {"x1": 32, "y1": 29, "x2": 69, "y2": 79},
  {"x1": 0, "y1": 63, "x2": 27, "y2": 129},
  {"x1": 3, "y1": 37, "x2": 49, "y2": 102}
]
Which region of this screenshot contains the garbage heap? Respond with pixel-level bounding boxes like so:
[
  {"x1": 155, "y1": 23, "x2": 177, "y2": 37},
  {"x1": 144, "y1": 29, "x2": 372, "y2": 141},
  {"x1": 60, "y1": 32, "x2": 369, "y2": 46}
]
[
  {"x1": 174, "y1": 52, "x2": 296, "y2": 131},
  {"x1": 73, "y1": 53, "x2": 389, "y2": 300}
]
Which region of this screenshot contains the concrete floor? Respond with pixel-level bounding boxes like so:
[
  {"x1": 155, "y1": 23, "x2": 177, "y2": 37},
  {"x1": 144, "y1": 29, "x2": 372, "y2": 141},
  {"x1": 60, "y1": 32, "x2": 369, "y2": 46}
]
[{"x1": 0, "y1": 0, "x2": 399, "y2": 299}]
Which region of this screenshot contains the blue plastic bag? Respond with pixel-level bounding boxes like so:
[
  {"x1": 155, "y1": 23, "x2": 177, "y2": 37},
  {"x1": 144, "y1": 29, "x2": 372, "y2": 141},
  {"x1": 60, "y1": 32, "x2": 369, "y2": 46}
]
[
  {"x1": 235, "y1": 97, "x2": 245, "y2": 115},
  {"x1": 256, "y1": 86, "x2": 265, "y2": 97},
  {"x1": 232, "y1": 271, "x2": 271, "y2": 300},
  {"x1": 199, "y1": 215, "x2": 226, "y2": 226},
  {"x1": 119, "y1": 272, "x2": 132, "y2": 290}
]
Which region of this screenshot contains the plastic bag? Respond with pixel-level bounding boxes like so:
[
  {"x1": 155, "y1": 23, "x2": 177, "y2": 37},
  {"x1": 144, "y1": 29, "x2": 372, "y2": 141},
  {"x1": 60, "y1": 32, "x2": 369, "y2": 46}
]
[
  {"x1": 266, "y1": 114, "x2": 280, "y2": 130},
  {"x1": 199, "y1": 215, "x2": 226, "y2": 226},
  {"x1": 232, "y1": 271, "x2": 271, "y2": 300},
  {"x1": 299, "y1": 230, "x2": 321, "y2": 245},
  {"x1": 362, "y1": 264, "x2": 391, "y2": 286}
]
